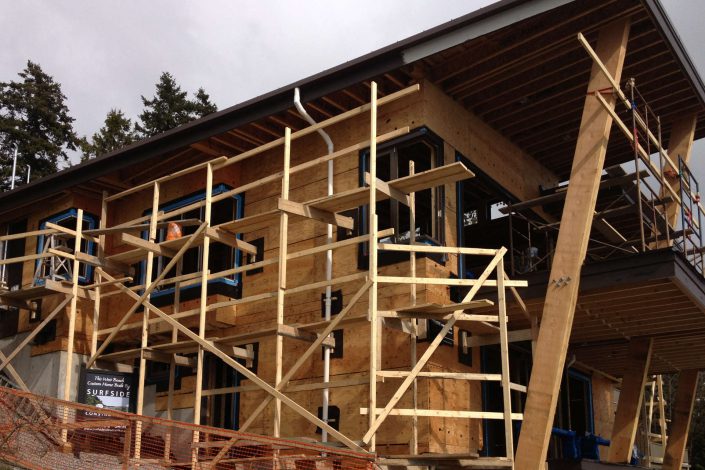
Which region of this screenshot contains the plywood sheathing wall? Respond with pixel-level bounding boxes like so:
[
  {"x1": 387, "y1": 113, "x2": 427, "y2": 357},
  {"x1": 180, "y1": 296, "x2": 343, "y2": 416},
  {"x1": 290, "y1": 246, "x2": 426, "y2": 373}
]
[{"x1": 31, "y1": 80, "x2": 556, "y2": 452}]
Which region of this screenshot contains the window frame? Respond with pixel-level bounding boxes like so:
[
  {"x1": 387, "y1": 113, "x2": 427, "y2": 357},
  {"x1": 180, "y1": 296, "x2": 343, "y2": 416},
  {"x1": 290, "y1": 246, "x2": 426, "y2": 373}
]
[
  {"x1": 138, "y1": 184, "x2": 244, "y2": 302},
  {"x1": 35, "y1": 209, "x2": 98, "y2": 285},
  {"x1": 358, "y1": 127, "x2": 446, "y2": 268}
]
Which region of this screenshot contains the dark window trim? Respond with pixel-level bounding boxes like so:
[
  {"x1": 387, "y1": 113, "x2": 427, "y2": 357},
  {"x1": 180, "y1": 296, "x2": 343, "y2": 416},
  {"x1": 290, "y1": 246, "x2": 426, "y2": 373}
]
[
  {"x1": 35, "y1": 208, "x2": 98, "y2": 285},
  {"x1": 138, "y1": 183, "x2": 244, "y2": 302},
  {"x1": 358, "y1": 126, "x2": 446, "y2": 268}
]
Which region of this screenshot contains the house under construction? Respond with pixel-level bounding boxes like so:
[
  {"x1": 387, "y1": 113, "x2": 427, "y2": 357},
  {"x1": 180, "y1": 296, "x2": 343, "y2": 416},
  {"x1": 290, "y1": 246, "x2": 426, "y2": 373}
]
[{"x1": 1, "y1": 0, "x2": 705, "y2": 468}]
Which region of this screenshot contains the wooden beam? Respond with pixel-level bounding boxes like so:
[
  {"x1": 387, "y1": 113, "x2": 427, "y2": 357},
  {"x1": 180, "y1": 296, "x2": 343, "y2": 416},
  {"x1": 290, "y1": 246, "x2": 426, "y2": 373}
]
[
  {"x1": 361, "y1": 408, "x2": 523, "y2": 420},
  {"x1": 141, "y1": 350, "x2": 194, "y2": 367},
  {"x1": 135, "y1": 182, "x2": 160, "y2": 461},
  {"x1": 663, "y1": 114, "x2": 697, "y2": 227},
  {"x1": 120, "y1": 232, "x2": 177, "y2": 258},
  {"x1": 61, "y1": 209, "x2": 83, "y2": 442},
  {"x1": 75, "y1": 252, "x2": 133, "y2": 276},
  {"x1": 515, "y1": 18, "x2": 631, "y2": 468},
  {"x1": 607, "y1": 338, "x2": 654, "y2": 463},
  {"x1": 277, "y1": 198, "x2": 354, "y2": 230},
  {"x1": 205, "y1": 227, "x2": 257, "y2": 255},
  {"x1": 662, "y1": 370, "x2": 699, "y2": 469},
  {"x1": 364, "y1": 174, "x2": 410, "y2": 207}
]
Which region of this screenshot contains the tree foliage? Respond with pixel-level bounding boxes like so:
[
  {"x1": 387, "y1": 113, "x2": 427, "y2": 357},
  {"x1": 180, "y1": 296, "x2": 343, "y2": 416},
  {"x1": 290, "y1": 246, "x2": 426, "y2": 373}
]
[
  {"x1": 0, "y1": 61, "x2": 78, "y2": 190},
  {"x1": 79, "y1": 109, "x2": 138, "y2": 161},
  {"x1": 135, "y1": 72, "x2": 217, "y2": 138}
]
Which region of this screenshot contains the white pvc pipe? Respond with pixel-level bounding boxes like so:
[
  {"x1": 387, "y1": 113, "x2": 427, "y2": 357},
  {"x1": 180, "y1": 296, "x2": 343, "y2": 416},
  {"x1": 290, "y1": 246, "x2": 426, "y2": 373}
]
[{"x1": 294, "y1": 88, "x2": 334, "y2": 442}]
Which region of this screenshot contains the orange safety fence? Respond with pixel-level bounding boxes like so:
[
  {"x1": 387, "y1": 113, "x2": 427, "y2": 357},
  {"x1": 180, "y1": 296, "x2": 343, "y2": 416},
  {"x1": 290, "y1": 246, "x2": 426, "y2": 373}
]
[{"x1": 0, "y1": 386, "x2": 375, "y2": 469}]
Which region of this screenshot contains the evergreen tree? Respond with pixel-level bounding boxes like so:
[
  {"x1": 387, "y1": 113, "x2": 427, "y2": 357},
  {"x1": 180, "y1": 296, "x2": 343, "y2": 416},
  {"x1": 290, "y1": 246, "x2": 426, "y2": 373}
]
[
  {"x1": 135, "y1": 72, "x2": 217, "y2": 138},
  {"x1": 0, "y1": 61, "x2": 78, "y2": 190},
  {"x1": 79, "y1": 109, "x2": 138, "y2": 161},
  {"x1": 191, "y1": 87, "x2": 217, "y2": 118}
]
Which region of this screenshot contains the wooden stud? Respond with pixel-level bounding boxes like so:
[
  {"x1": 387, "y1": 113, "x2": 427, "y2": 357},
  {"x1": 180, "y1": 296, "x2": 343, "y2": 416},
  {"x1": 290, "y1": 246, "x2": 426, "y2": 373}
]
[
  {"x1": 408, "y1": 160, "x2": 418, "y2": 455},
  {"x1": 191, "y1": 164, "x2": 213, "y2": 465},
  {"x1": 606, "y1": 338, "x2": 654, "y2": 463},
  {"x1": 368, "y1": 81, "x2": 379, "y2": 452},
  {"x1": 274, "y1": 127, "x2": 291, "y2": 438},
  {"x1": 497, "y1": 258, "x2": 514, "y2": 458},
  {"x1": 135, "y1": 182, "x2": 160, "y2": 461},
  {"x1": 515, "y1": 18, "x2": 631, "y2": 468},
  {"x1": 61, "y1": 208, "x2": 83, "y2": 442},
  {"x1": 662, "y1": 370, "x2": 699, "y2": 470},
  {"x1": 91, "y1": 191, "x2": 108, "y2": 358}
]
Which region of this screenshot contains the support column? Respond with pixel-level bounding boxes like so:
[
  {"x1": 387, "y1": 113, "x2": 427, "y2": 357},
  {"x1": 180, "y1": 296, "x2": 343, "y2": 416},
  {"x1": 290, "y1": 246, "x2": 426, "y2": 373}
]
[
  {"x1": 607, "y1": 338, "x2": 654, "y2": 462},
  {"x1": 662, "y1": 370, "x2": 700, "y2": 470},
  {"x1": 664, "y1": 115, "x2": 698, "y2": 226},
  {"x1": 515, "y1": 17, "x2": 631, "y2": 467}
]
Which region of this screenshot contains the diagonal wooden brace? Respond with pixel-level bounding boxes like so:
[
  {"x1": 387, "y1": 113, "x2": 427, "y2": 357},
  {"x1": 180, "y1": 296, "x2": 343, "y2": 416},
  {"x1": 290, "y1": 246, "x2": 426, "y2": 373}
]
[
  {"x1": 0, "y1": 295, "x2": 73, "y2": 373},
  {"x1": 86, "y1": 222, "x2": 208, "y2": 368},
  {"x1": 97, "y1": 270, "x2": 367, "y2": 453},
  {"x1": 207, "y1": 281, "x2": 372, "y2": 467}
]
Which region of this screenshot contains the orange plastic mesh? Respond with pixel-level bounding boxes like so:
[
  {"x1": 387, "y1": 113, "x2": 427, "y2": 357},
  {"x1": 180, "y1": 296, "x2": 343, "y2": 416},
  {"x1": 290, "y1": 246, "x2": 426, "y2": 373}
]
[{"x1": 0, "y1": 386, "x2": 374, "y2": 469}]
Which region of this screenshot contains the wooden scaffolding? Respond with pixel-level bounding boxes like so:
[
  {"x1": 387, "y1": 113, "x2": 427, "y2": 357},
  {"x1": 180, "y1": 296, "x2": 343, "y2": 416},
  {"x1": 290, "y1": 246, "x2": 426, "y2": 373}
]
[{"x1": 0, "y1": 81, "x2": 528, "y2": 467}]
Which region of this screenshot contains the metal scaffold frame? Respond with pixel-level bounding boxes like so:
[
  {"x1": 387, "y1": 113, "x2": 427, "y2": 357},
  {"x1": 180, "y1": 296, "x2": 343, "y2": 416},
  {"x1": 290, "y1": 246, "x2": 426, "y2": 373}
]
[{"x1": 0, "y1": 81, "x2": 527, "y2": 467}]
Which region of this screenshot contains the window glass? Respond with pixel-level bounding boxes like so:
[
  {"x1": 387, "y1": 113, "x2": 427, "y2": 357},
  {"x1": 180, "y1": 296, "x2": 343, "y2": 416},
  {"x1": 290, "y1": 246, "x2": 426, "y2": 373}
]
[
  {"x1": 359, "y1": 129, "x2": 445, "y2": 267},
  {"x1": 138, "y1": 185, "x2": 243, "y2": 301},
  {"x1": 35, "y1": 210, "x2": 97, "y2": 285}
]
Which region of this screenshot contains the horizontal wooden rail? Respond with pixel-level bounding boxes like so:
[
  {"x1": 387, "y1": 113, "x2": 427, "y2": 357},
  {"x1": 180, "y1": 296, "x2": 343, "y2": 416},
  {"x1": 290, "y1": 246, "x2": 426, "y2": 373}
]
[
  {"x1": 360, "y1": 408, "x2": 524, "y2": 420},
  {"x1": 377, "y1": 276, "x2": 528, "y2": 288},
  {"x1": 377, "y1": 371, "x2": 502, "y2": 380},
  {"x1": 377, "y1": 243, "x2": 498, "y2": 256}
]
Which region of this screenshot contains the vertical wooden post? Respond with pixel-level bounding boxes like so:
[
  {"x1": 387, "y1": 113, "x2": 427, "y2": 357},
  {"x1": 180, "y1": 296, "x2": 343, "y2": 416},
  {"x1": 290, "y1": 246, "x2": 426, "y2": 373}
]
[
  {"x1": 274, "y1": 127, "x2": 291, "y2": 437},
  {"x1": 663, "y1": 115, "x2": 698, "y2": 227},
  {"x1": 515, "y1": 18, "x2": 631, "y2": 467},
  {"x1": 135, "y1": 182, "x2": 160, "y2": 460},
  {"x1": 61, "y1": 208, "x2": 84, "y2": 442},
  {"x1": 607, "y1": 338, "x2": 654, "y2": 463},
  {"x1": 657, "y1": 374, "x2": 668, "y2": 445},
  {"x1": 91, "y1": 192, "x2": 108, "y2": 359},
  {"x1": 408, "y1": 160, "x2": 418, "y2": 455},
  {"x1": 662, "y1": 370, "x2": 699, "y2": 470},
  {"x1": 368, "y1": 81, "x2": 379, "y2": 452},
  {"x1": 193, "y1": 163, "x2": 213, "y2": 462},
  {"x1": 497, "y1": 257, "x2": 514, "y2": 458},
  {"x1": 164, "y1": 258, "x2": 183, "y2": 462}
]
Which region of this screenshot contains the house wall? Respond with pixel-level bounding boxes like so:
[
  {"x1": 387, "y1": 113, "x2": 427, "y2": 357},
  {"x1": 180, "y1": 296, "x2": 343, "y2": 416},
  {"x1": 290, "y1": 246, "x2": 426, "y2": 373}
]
[{"x1": 3, "y1": 80, "x2": 562, "y2": 454}]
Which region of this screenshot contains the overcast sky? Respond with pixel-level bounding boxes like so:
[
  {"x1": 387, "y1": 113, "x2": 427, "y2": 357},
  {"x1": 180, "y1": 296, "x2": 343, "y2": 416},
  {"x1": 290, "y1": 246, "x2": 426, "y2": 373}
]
[{"x1": 1, "y1": 0, "x2": 703, "y2": 177}]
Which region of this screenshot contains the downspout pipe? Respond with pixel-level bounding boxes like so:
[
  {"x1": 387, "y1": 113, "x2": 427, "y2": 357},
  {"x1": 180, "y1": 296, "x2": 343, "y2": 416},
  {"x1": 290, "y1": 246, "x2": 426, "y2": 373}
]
[{"x1": 293, "y1": 88, "x2": 334, "y2": 443}]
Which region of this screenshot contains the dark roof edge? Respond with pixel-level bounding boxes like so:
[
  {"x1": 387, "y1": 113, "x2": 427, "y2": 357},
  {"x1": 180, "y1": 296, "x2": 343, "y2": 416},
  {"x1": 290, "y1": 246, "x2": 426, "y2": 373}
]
[
  {"x1": 2, "y1": 0, "x2": 703, "y2": 214},
  {"x1": 643, "y1": 0, "x2": 705, "y2": 108}
]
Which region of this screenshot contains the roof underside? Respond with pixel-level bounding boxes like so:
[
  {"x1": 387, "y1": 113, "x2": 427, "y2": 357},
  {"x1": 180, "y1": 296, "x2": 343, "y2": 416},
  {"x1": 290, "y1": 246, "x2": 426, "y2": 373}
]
[
  {"x1": 1, "y1": 0, "x2": 704, "y2": 215},
  {"x1": 500, "y1": 249, "x2": 705, "y2": 376}
]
